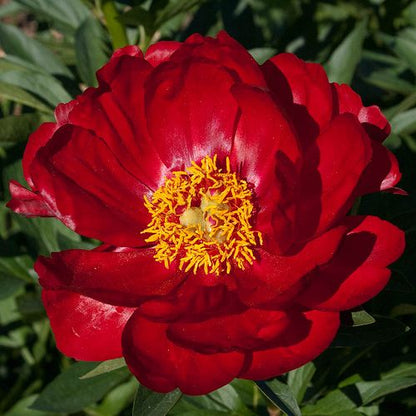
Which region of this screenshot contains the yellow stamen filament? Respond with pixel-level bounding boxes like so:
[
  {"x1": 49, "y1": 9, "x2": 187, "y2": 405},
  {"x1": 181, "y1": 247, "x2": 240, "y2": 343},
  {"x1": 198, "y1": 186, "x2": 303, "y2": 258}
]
[{"x1": 141, "y1": 155, "x2": 262, "y2": 275}]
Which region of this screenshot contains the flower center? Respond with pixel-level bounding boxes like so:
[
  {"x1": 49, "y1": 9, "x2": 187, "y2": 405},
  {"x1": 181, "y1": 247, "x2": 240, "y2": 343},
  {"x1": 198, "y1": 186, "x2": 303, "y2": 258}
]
[{"x1": 142, "y1": 155, "x2": 262, "y2": 275}]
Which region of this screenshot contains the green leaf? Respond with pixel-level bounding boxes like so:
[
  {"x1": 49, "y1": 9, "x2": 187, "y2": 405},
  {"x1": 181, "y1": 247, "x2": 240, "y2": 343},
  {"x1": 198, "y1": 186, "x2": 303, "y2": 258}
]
[
  {"x1": 132, "y1": 385, "x2": 182, "y2": 416},
  {"x1": 95, "y1": 377, "x2": 138, "y2": 416},
  {"x1": 390, "y1": 108, "x2": 416, "y2": 135},
  {"x1": 0, "y1": 113, "x2": 43, "y2": 142},
  {"x1": 4, "y1": 394, "x2": 60, "y2": 416},
  {"x1": 14, "y1": 0, "x2": 90, "y2": 33},
  {"x1": 31, "y1": 361, "x2": 130, "y2": 413},
  {"x1": 119, "y1": 5, "x2": 154, "y2": 31},
  {"x1": 387, "y1": 29, "x2": 416, "y2": 74},
  {"x1": 326, "y1": 19, "x2": 367, "y2": 84},
  {"x1": 331, "y1": 316, "x2": 409, "y2": 347},
  {"x1": 382, "y1": 362, "x2": 416, "y2": 379},
  {"x1": 75, "y1": 16, "x2": 111, "y2": 87},
  {"x1": 350, "y1": 310, "x2": 376, "y2": 327},
  {"x1": 0, "y1": 81, "x2": 52, "y2": 113},
  {"x1": 302, "y1": 389, "x2": 357, "y2": 416},
  {"x1": 0, "y1": 274, "x2": 24, "y2": 300},
  {"x1": 0, "y1": 22, "x2": 72, "y2": 78},
  {"x1": 249, "y1": 47, "x2": 277, "y2": 64},
  {"x1": 0, "y1": 70, "x2": 72, "y2": 106},
  {"x1": 357, "y1": 377, "x2": 416, "y2": 405},
  {"x1": 256, "y1": 380, "x2": 301, "y2": 416},
  {"x1": 80, "y1": 357, "x2": 126, "y2": 379},
  {"x1": 287, "y1": 362, "x2": 316, "y2": 403}
]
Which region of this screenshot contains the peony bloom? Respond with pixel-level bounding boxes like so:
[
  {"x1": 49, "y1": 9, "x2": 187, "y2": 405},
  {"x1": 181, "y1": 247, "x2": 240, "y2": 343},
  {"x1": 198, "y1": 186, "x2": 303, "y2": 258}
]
[{"x1": 7, "y1": 32, "x2": 405, "y2": 395}]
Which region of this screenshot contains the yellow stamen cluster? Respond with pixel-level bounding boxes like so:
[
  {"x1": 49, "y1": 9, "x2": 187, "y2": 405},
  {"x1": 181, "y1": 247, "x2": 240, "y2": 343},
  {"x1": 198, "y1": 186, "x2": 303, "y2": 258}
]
[{"x1": 142, "y1": 155, "x2": 262, "y2": 275}]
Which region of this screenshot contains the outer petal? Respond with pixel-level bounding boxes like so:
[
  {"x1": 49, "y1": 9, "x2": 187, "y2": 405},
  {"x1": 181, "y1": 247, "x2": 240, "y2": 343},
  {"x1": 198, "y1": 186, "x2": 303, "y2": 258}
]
[
  {"x1": 167, "y1": 308, "x2": 310, "y2": 353},
  {"x1": 30, "y1": 125, "x2": 151, "y2": 246},
  {"x1": 144, "y1": 59, "x2": 239, "y2": 169},
  {"x1": 296, "y1": 216, "x2": 405, "y2": 311},
  {"x1": 294, "y1": 114, "x2": 372, "y2": 241},
  {"x1": 36, "y1": 247, "x2": 183, "y2": 307},
  {"x1": 42, "y1": 289, "x2": 135, "y2": 361},
  {"x1": 7, "y1": 180, "x2": 54, "y2": 217},
  {"x1": 145, "y1": 41, "x2": 182, "y2": 66},
  {"x1": 356, "y1": 140, "x2": 401, "y2": 194},
  {"x1": 240, "y1": 310, "x2": 340, "y2": 380},
  {"x1": 122, "y1": 311, "x2": 247, "y2": 395},
  {"x1": 332, "y1": 83, "x2": 390, "y2": 142},
  {"x1": 234, "y1": 225, "x2": 346, "y2": 306},
  {"x1": 262, "y1": 53, "x2": 333, "y2": 130}
]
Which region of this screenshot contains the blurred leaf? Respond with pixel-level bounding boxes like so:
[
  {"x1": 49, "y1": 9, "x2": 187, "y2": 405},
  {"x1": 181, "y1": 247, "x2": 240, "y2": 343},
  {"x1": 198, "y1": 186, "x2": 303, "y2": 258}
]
[
  {"x1": 350, "y1": 310, "x2": 376, "y2": 327},
  {"x1": 357, "y1": 378, "x2": 416, "y2": 405},
  {"x1": 119, "y1": 5, "x2": 154, "y2": 30},
  {"x1": 0, "y1": 274, "x2": 24, "y2": 300},
  {"x1": 326, "y1": 19, "x2": 367, "y2": 84},
  {"x1": 0, "y1": 70, "x2": 72, "y2": 106},
  {"x1": 0, "y1": 23, "x2": 72, "y2": 78},
  {"x1": 382, "y1": 362, "x2": 416, "y2": 379},
  {"x1": 0, "y1": 2, "x2": 23, "y2": 18},
  {"x1": 302, "y1": 389, "x2": 357, "y2": 415},
  {"x1": 155, "y1": 0, "x2": 203, "y2": 27},
  {"x1": 75, "y1": 16, "x2": 111, "y2": 87},
  {"x1": 249, "y1": 47, "x2": 277, "y2": 64},
  {"x1": 95, "y1": 377, "x2": 138, "y2": 416},
  {"x1": 132, "y1": 385, "x2": 182, "y2": 416},
  {"x1": 386, "y1": 29, "x2": 416, "y2": 74},
  {"x1": 0, "y1": 256, "x2": 33, "y2": 283},
  {"x1": 363, "y1": 69, "x2": 416, "y2": 95},
  {"x1": 287, "y1": 362, "x2": 316, "y2": 403},
  {"x1": 331, "y1": 316, "x2": 409, "y2": 347},
  {"x1": 256, "y1": 380, "x2": 301, "y2": 416},
  {"x1": 16, "y1": 292, "x2": 45, "y2": 320},
  {"x1": 208, "y1": 384, "x2": 256, "y2": 415},
  {"x1": 80, "y1": 357, "x2": 126, "y2": 379},
  {"x1": 0, "y1": 113, "x2": 43, "y2": 142},
  {"x1": 390, "y1": 108, "x2": 416, "y2": 135},
  {"x1": 14, "y1": 0, "x2": 90, "y2": 33},
  {"x1": 4, "y1": 394, "x2": 59, "y2": 416},
  {"x1": 0, "y1": 81, "x2": 52, "y2": 113},
  {"x1": 31, "y1": 361, "x2": 130, "y2": 413}
]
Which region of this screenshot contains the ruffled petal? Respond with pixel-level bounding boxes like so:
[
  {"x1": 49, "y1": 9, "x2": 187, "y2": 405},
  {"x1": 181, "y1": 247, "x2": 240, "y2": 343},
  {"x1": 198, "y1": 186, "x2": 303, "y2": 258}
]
[
  {"x1": 234, "y1": 225, "x2": 346, "y2": 306},
  {"x1": 42, "y1": 289, "x2": 135, "y2": 361},
  {"x1": 122, "y1": 312, "x2": 247, "y2": 394},
  {"x1": 167, "y1": 308, "x2": 309, "y2": 353},
  {"x1": 36, "y1": 247, "x2": 183, "y2": 307},
  {"x1": 145, "y1": 41, "x2": 182, "y2": 66},
  {"x1": 169, "y1": 31, "x2": 266, "y2": 87},
  {"x1": 296, "y1": 216, "x2": 405, "y2": 311},
  {"x1": 332, "y1": 83, "x2": 390, "y2": 142},
  {"x1": 30, "y1": 125, "x2": 151, "y2": 246},
  {"x1": 240, "y1": 310, "x2": 339, "y2": 380},
  {"x1": 262, "y1": 53, "x2": 333, "y2": 130},
  {"x1": 7, "y1": 180, "x2": 54, "y2": 217},
  {"x1": 294, "y1": 114, "x2": 372, "y2": 241},
  {"x1": 144, "y1": 59, "x2": 239, "y2": 169},
  {"x1": 356, "y1": 140, "x2": 401, "y2": 194}
]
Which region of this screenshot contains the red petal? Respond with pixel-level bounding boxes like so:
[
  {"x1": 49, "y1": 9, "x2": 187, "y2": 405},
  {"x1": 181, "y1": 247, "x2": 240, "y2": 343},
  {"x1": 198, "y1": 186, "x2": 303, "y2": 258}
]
[
  {"x1": 145, "y1": 41, "x2": 182, "y2": 66},
  {"x1": 262, "y1": 53, "x2": 333, "y2": 130},
  {"x1": 356, "y1": 140, "x2": 401, "y2": 194},
  {"x1": 332, "y1": 83, "x2": 390, "y2": 142},
  {"x1": 36, "y1": 247, "x2": 183, "y2": 307},
  {"x1": 145, "y1": 59, "x2": 239, "y2": 169},
  {"x1": 229, "y1": 84, "x2": 302, "y2": 253},
  {"x1": 297, "y1": 216, "x2": 405, "y2": 311},
  {"x1": 7, "y1": 180, "x2": 54, "y2": 217},
  {"x1": 167, "y1": 308, "x2": 309, "y2": 353},
  {"x1": 42, "y1": 289, "x2": 135, "y2": 361},
  {"x1": 240, "y1": 310, "x2": 339, "y2": 380},
  {"x1": 234, "y1": 225, "x2": 346, "y2": 306},
  {"x1": 22, "y1": 122, "x2": 56, "y2": 189},
  {"x1": 295, "y1": 114, "x2": 372, "y2": 241},
  {"x1": 122, "y1": 311, "x2": 247, "y2": 394},
  {"x1": 68, "y1": 59, "x2": 168, "y2": 190},
  {"x1": 29, "y1": 125, "x2": 152, "y2": 246},
  {"x1": 169, "y1": 31, "x2": 266, "y2": 87}
]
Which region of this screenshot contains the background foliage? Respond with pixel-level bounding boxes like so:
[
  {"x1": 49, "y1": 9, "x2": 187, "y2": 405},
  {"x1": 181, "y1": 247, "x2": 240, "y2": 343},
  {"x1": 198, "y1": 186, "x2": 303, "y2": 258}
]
[{"x1": 0, "y1": 0, "x2": 415, "y2": 415}]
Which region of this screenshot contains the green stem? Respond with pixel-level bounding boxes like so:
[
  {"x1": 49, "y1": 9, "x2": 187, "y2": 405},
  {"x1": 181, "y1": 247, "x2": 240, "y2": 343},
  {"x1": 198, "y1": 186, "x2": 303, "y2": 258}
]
[{"x1": 101, "y1": 0, "x2": 128, "y2": 50}]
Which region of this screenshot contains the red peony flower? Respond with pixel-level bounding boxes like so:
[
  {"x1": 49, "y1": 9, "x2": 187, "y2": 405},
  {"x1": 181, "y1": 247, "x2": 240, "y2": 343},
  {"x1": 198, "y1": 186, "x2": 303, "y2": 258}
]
[{"x1": 7, "y1": 32, "x2": 405, "y2": 395}]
